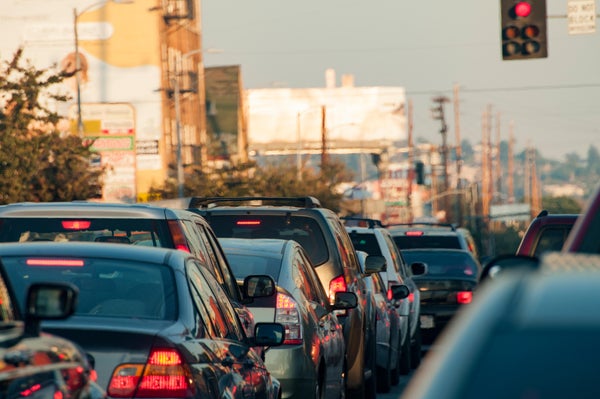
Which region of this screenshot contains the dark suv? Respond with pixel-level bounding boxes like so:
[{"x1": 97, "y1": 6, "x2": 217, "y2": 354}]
[
  {"x1": 0, "y1": 201, "x2": 257, "y2": 337},
  {"x1": 188, "y1": 196, "x2": 378, "y2": 399},
  {"x1": 387, "y1": 222, "x2": 470, "y2": 251}
]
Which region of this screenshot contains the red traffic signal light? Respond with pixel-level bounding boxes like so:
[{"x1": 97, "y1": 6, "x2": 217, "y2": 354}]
[{"x1": 500, "y1": 0, "x2": 547, "y2": 60}]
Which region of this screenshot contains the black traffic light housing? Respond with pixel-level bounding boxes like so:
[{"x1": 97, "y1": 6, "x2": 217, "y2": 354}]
[
  {"x1": 415, "y1": 161, "x2": 425, "y2": 185},
  {"x1": 500, "y1": 0, "x2": 547, "y2": 60}
]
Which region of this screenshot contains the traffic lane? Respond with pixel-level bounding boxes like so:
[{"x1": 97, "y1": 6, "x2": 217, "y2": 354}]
[{"x1": 379, "y1": 370, "x2": 413, "y2": 399}]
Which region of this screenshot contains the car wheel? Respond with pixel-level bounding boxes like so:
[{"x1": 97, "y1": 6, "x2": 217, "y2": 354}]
[
  {"x1": 364, "y1": 328, "x2": 377, "y2": 399},
  {"x1": 410, "y1": 320, "x2": 422, "y2": 369},
  {"x1": 376, "y1": 343, "x2": 392, "y2": 393},
  {"x1": 399, "y1": 329, "x2": 412, "y2": 375},
  {"x1": 390, "y1": 335, "x2": 401, "y2": 386}
]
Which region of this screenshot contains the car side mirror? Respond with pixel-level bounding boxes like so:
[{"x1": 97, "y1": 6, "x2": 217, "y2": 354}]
[
  {"x1": 333, "y1": 292, "x2": 358, "y2": 309},
  {"x1": 410, "y1": 261, "x2": 427, "y2": 276},
  {"x1": 243, "y1": 275, "x2": 276, "y2": 298},
  {"x1": 364, "y1": 255, "x2": 386, "y2": 274},
  {"x1": 390, "y1": 284, "x2": 410, "y2": 300},
  {"x1": 252, "y1": 322, "x2": 285, "y2": 347},
  {"x1": 480, "y1": 254, "x2": 540, "y2": 282},
  {"x1": 25, "y1": 282, "x2": 78, "y2": 337}
]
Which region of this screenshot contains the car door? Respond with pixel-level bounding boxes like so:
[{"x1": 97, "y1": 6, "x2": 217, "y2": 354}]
[
  {"x1": 187, "y1": 261, "x2": 275, "y2": 398},
  {"x1": 296, "y1": 248, "x2": 345, "y2": 387}
]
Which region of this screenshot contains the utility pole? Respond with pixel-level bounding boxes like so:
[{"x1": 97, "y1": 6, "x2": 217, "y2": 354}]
[
  {"x1": 453, "y1": 84, "x2": 463, "y2": 226},
  {"x1": 495, "y1": 111, "x2": 502, "y2": 203},
  {"x1": 432, "y1": 95, "x2": 450, "y2": 221},
  {"x1": 508, "y1": 122, "x2": 515, "y2": 203},
  {"x1": 320, "y1": 105, "x2": 328, "y2": 170},
  {"x1": 407, "y1": 99, "x2": 414, "y2": 222}
]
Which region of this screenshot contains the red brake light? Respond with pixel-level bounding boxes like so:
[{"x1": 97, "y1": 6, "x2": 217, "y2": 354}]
[
  {"x1": 387, "y1": 287, "x2": 393, "y2": 301},
  {"x1": 108, "y1": 349, "x2": 194, "y2": 398},
  {"x1": 236, "y1": 220, "x2": 262, "y2": 226},
  {"x1": 408, "y1": 292, "x2": 415, "y2": 303},
  {"x1": 328, "y1": 275, "x2": 347, "y2": 300},
  {"x1": 456, "y1": 291, "x2": 473, "y2": 304},
  {"x1": 405, "y1": 231, "x2": 424, "y2": 236},
  {"x1": 26, "y1": 259, "x2": 84, "y2": 267},
  {"x1": 167, "y1": 221, "x2": 191, "y2": 253},
  {"x1": 61, "y1": 220, "x2": 91, "y2": 230}
]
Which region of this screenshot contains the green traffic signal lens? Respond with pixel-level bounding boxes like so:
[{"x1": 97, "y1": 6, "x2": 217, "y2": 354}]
[
  {"x1": 503, "y1": 41, "x2": 521, "y2": 56},
  {"x1": 522, "y1": 25, "x2": 540, "y2": 38},
  {"x1": 503, "y1": 26, "x2": 521, "y2": 40},
  {"x1": 522, "y1": 41, "x2": 541, "y2": 54}
]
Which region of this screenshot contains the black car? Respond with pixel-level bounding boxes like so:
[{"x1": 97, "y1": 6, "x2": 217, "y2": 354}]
[
  {"x1": 0, "y1": 261, "x2": 103, "y2": 398},
  {"x1": 0, "y1": 201, "x2": 256, "y2": 338},
  {"x1": 400, "y1": 248, "x2": 481, "y2": 346},
  {"x1": 387, "y1": 223, "x2": 470, "y2": 251},
  {"x1": 0, "y1": 241, "x2": 284, "y2": 398},
  {"x1": 188, "y1": 196, "x2": 379, "y2": 399}
]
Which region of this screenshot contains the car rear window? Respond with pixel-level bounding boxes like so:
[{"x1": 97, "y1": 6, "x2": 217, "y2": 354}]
[
  {"x1": 2, "y1": 256, "x2": 177, "y2": 320},
  {"x1": 207, "y1": 215, "x2": 329, "y2": 266},
  {"x1": 392, "y1": 235, "x2": 462, "y2": 250},
  {"x1": 0, "y1": 218, "x2": 167, "y2": 247},
  {"x1": 401, "y1": 250, "x2": 479, "y2": 278},
  {"x1": 223, "y1": 252, "x2": 282, "y2": 282},
  {"x1": 347, "y1": 232, "x2": 383, "y2": 257}
]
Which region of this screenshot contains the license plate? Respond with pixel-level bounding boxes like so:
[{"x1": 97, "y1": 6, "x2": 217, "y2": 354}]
[{"x1": 420, "y1": 315, "x2": 435, "y2": 329}]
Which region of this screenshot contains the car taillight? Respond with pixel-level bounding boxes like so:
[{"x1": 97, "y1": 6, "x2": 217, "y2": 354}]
[
  {"x1": 236, "y1": 220, "x2": 261, "y2": 226},
  {"x1": 62, "y1": 220, "x2": 91, "y2": 230},
  {"x1": 405, "y1": 231, "x2": 424, "y2": 236},
  {"x1": 26, "y1": 259, "x2": 85, "y2": 267},
  {"x1": 107, "y1": 348, "x2": 194, "y2": 398},
  {"x1": 408, "y1": 292, "x2": 415, "y2": 303},
  {"x1": 456, "y1": 291, "x2": 473, "y2": 304},
  {"x1": 276, "y1": 293, "x2": 303, "y2": 345},
  {"x1": 387, "y1": 287, "x2": 393, "y2": 301},
  {"x1": 167, "y1": 221, "x2": 191, "y2": 253},
  {"x1": 328, "y1": 275, "x2": 347, "y2": 302}
]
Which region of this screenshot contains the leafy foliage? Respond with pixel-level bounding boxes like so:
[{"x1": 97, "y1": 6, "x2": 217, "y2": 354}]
[
  {"x1": 0, "y1": 48, "x2": 104, "y2": 204},
  {"x1": 149, "y1": 158, "x2": 354, "y2": 212}
]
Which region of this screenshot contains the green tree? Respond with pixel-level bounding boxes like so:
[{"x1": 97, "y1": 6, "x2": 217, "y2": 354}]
[
  {"x1": 149, "y1": 158, "x2": 353, "y2": 212},
  {"x1": 541, "y1": 196, "x2": 582, "y2": 214},
  {"x1": 0, "y1": 47, "x2": 103, "y2": 204}
]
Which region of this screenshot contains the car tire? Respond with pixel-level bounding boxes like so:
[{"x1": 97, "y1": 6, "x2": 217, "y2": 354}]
[
  {"x1": 390, "y1": 335, "x2": 401, "y2": 386},
  {"x1": 410, "y1": 320, "x2": 422, "y2": 369},
  {"x1": 376, "y1": 343, "x2": 392, "y2": 393},
  {"x1": 399, "y1": 329, "x2": 412, "y2": 375},
  {"x1": 364, "y1": 327, "x2": 377, "y2": 399}
]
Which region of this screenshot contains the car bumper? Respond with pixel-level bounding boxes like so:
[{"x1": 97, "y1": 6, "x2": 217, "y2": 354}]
[{"x1": 264, "y1": 346, "x2": 316, "y2": 398}]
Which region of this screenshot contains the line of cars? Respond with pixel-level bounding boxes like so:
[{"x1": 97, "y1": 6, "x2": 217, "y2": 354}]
[{"x1": 0, "y1": 195, "x2": 486, "y2": 398}]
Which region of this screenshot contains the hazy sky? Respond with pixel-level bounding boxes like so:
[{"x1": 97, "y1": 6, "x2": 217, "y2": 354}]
[{"x1": 202, "y1": 0, "x2": 600, "y2": 161}]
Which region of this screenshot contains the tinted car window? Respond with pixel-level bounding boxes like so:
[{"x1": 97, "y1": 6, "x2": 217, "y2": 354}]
[
  {"x1": 208, "y1": 215, "x2": 329, "y2": 266},
  {"x1": 0, "y1": 218, "x2": 166, "y2": 246},
  {"x1": 393, "y1": 235, "x2": 462, "y2": 250},
  {"x1": 224, "y1": 253, "x2": 282, "y2": 282},
  {"x1": 2, "y1": 256, "x2": 176, "y2": 319},
  {"x1": 534, "y1": 227, "x2": 572, "y2": 257},
  {"x1": 402, "y1": 251, "x2": 479, "y2": 278},
  {"x1": 348, "y1": 232, "x2": 383, "y2": 257}
]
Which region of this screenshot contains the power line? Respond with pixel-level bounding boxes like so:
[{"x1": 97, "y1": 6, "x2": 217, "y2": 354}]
[{"x1": 408, "y1": 83, "x2": 600, "y2": 96}]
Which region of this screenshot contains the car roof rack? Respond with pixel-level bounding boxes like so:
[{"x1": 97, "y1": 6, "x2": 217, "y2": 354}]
[
  {"x1": 340, "y1": 216, "x2": 384, "y2": 228},
  {"x1": 188, "y1": 196, "x2": 322, "y2": 209},
  {"x1": 386, "y1": 222, "x2": 457, "y2": 231}
]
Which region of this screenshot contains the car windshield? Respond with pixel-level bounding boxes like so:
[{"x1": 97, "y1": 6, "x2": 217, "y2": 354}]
[
  {"x1": 208, "y1": 215, "x2": 329, "y2": 266},
  {"x1": 402, "y1": 250, "x2": 479, "y2": 278},
  {"x1": 1, "y1": 256, "x2": 177, "y2": 320},
  {"x1": 0, "y1": 218, "x2": 166, "y2": 247}
]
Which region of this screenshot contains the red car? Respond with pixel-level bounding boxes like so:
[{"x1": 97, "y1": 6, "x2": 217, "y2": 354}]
[{"x1": 515, "y1": 210, "x2": 579, "y2": 257}]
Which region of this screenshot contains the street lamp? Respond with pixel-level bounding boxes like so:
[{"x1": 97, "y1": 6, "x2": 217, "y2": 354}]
[{"x1": 73, "y1": 0, "x2": 133, "y2": 136}]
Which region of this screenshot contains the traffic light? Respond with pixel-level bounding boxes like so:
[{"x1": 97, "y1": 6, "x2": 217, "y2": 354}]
[
  {"x1": 500, "y1": 0, "x2": 547, "y2": 60},
  {"x1": 415, "y1": 161, "x2": 425, "y2": 185}
]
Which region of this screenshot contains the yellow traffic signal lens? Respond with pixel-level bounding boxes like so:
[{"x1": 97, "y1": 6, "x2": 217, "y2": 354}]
[
  {"x1": 503, "y1": 42, "x2": 521, "y2": 56},
  {"x1": 523, "y1": 41, "x2": 541, "y2": 54},
  {"x1": 503, "y1": 26, "x2": 520, "y2": 40},
  {"x1": 522, "y1": 25, "x2": 540, "y2": 38}
]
